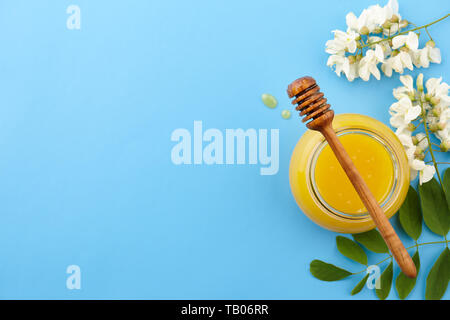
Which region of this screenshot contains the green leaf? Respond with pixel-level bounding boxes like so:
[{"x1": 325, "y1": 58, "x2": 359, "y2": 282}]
[
  {"x1": 443, "y1": 168, "x2": 450, "y2": 211},
  {"x1": 310, "y1": 260, "x2": 352, "y2": 281},
  {"x1": 336, "y1": 236, "x2": 368, "y2": 265},
  {"x1": 419, "y1": 177, "x2": 450, "y2": 236},
  {"x1": 352, "y1": 229, "x2": 389, "y2": 253},
  {"x1": 398, "y1": 186, "x2": 422, "y2": 240},
  {"x1": 351, "y1": 273, "x2": 369, "y2": 296},
  {"x1": 395, "y1": 250, "x2": 420, "y2": 299},
  {"x1": 376, "y1": 261, "x2": 393, "y2": 300},
  {"x1": 425, "y1": 248, "x2": 450, "y2": 300}
]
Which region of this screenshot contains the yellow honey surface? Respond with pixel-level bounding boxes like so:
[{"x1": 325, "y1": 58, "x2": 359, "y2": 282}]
[{"x1": 314, "y1": 134, "x2": 394, "y2": 214}]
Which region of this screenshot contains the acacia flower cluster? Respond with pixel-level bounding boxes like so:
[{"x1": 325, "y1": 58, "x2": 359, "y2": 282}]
[
  {"x1": 326, "y1": 0, "x2": 446, "y2": 81},
  {"x1": 389, "y1": 74, "x2": 450, "y2": 184}
]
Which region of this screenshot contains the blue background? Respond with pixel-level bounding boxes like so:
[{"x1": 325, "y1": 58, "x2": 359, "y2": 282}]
[{"x1": 0, "y1": 0, "x2": 448, "y2": 299}]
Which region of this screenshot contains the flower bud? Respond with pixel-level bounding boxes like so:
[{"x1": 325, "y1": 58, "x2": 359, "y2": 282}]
[
  {"x1": 440, "y1": 140, "x2": 450, "y2": 152},
  {"x1": 432, "y1": 107, "x2": 441, "y2": 117},
  {"x1": 414, "y1": 148, "x2": 425, "y2": 160},
  {"x1": 438, "y1": 122, "x2": 446, "y2": 131},
  {"x1": 359, "y1": 26, "x2": 369, "y2": 35},
  {"x1": 407, "y1": 123, "x2": 416, "y2": 132},
  {"x1": 400, "y1": 46, "x2": 409, "y2": 53},
  {"x1": 426, "y1": 40, "x2": 436, "y2": 48},
  {"x1": 391, "y1": 49, "x2": 399, "y2": 57},
  {"x1": 399, "y1": 20, "x2": 409, "y2": 28},
  {"x1": 429, "y1": 123, "x2": 439, "y2": 132},
  {"x1": 373, "y1": 27, "x2": 383, "y2": 34},
  {"x1": 390, "y1": 15, "x2": 400, "y2": 23},
  {"x1": 416, "y1": 153, "x2": 425, "y2": 161},
  {"x1": 425, "y1": 93, "x2": 432, "y2": 102},
  {"x1": 412, "y1": 136, "x2": 419, "y2": 145},
  {"x1": 430, "y1": 96, "x2": 441, "y2": 106},
  {"x1": 416, "y1": 74, "x2": 424, "y2": 92},
  {"x1": 382, "y1": 21, "x2": 392, "y2": 29},
  {"x1": 348, "y1": 55, "x2": 357, "y2": 64}
]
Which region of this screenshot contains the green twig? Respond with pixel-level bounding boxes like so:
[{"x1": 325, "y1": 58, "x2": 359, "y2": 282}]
[{"x1": 361, "y1": 13, "x2": 450, "y2": 48}]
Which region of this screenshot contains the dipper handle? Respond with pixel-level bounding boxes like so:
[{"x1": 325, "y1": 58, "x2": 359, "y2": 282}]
[{"x1": 321, "y1": 125, "x2": 417, "y2": 278}]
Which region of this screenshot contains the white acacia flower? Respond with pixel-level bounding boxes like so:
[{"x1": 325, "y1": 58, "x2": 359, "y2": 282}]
[
  {"x1": 382, "y1": 51, "x2": 413, "y2": 76},
  {"x1": 384, "y1": 0, "x2": 400, "y2": 20},
  {"x1": 326, "y1": 30, "x2": 359, "y2": 55},
  {"x1": 358, "y1": 45, "x2": 384, "y2": 81},
  {"x1": 345, "y1": 12, "x2": 360, "y2": 32},
  {"x1": 413, "y1": 44, "x2": 441, "y2": 68},
  {"x1": 392, "y1": 32, "x2": 419, "y2": 50},
  {"x1": 381, "y1": 58, "x2": 394, "y2": 77},
  {"x1": 364, "y1": 5, "x2": 387, "y2": 31},
  {"x1": 390, "y1": 75, "x2": 449, "y2": 185},
  {"x1": 369, "y1": 36, "x2": 392, "y2": 57},
  {"x1": 389, "y1": 96, "x2": 421, "y2": 128},
  {"x1": 414, "y1": 132, "x2": 429, "y2": 150},
  {"x1": 416, "y1": 73, "x2": 424, "y2": 91},
  {"x1": 347, "y1": 8, "x2": 374, "y2": 33},
  {"x1": 327, "y1": 55, "x2": 349, "y2": 75},
  {"x1": 326, "y1": 55, "x2": 359, "y2": 82},
  {"x1": 427, "y1": 105, "x2": 450, "y2": 145},
  {"x1": 410, "y1": 159, "x2": 436, "y2": 184},
  {"x1": 403, "y1": 146, "x2": 419, "y2": 181},
  {"x1": 438, "y1": 107, "x2": 450, "y2": 132},
  {"x1": 385, "y1": 24, "x2": 400, "y2": 36},
  {"x1": 427, "y1": 114, "x2": 449, "y2": 145},
  {"x1": 396, "y1": 126, "x2": 413, "y2": 144},
  {"x1": 346, "y1": 62, "x2": 359, "y2": 82},
  {"x1": 426, "y1": 77, "x2": 450, "y2": 107},
  {"x1": 395, "y1": 126, "x2": 427, "y2": 182},
  {"x1": 392, "y1": 75, "x2": 414, "y2": 99},
  {"x1": 346, "y1": 0, "x2": 399, "y2": 32},
  {"x1": 326, "y1": 0, "x2": 442, "y2": 81}
]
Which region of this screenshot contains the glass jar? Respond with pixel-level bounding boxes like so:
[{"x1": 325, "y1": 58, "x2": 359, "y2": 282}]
[{"x1": 289, "y1": 114, "x2": 410, "y2": 234}]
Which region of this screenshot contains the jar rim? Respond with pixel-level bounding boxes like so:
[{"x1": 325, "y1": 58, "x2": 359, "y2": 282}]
[{"x1": 307, "y1": 127, "x2": 400, "y2": 221}]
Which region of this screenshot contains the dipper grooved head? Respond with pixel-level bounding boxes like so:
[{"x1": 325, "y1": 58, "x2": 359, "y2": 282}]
[{"x1": 287, "y1": 76, "x2": 333, "y2": 130}]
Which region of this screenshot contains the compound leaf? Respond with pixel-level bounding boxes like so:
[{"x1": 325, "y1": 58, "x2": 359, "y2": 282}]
[{"x1": 310, "y1": 260, "x2": 352, "y2": 281}]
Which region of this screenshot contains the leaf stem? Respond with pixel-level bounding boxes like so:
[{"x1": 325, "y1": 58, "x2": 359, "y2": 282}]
[
  {"x1": 351, "y1": 240, "x2": 449, "y2": 275},
  {"x1": 417, "y1": 136, "x2": 427, "y2": 144},
  {"x1": 411, "y1": 240, "x2": 449, "y2": 248},
  {"x1": 425, "y1": 27, "x2": 433, "y2": 41},
  {"x1": 351, "y1": 255, "x2": 392, "y2": 275},
  {"x1": 362, "y1": 13, "x2": 450, "y2": 48},
  {"x1": 431, "y1": 142, "x2": 441, "y2": 147}
]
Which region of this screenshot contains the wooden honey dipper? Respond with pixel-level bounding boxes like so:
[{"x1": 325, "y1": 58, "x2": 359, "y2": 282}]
[{"x1": 287, "y1": 76, "x2": 417, "y2": 278}]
